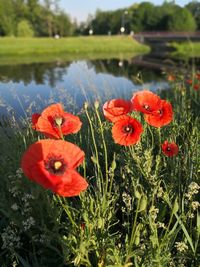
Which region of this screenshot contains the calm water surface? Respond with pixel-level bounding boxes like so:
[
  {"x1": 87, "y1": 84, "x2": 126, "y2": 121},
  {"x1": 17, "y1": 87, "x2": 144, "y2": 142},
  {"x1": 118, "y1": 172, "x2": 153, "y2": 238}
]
[{"x1": 0, "y1": 58, "x2": 169, "y2": 118}]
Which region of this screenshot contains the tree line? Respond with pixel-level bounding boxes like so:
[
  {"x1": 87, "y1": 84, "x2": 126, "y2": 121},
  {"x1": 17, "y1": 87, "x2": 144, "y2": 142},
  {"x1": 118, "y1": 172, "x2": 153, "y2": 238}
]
[
  {"x1": 0, "y1": 1, "x2": 200, "y2": 37},
  {"x1": 0, "y1": 0, "x2": 73, "y2": 37},
  {"x1": 83, "y1": 1, "x2": 200, "y2": 35}
]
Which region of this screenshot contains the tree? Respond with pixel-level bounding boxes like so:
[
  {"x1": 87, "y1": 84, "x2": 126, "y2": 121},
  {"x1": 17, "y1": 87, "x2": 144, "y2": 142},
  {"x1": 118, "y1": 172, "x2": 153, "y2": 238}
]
[
  {"x1": 166, "y1": 7, "x2": 196, "y2": 31},
  {"x1": 54, "y1": 12, "x2": 73, "y2": 36},
  {"x1": 130, "y1": 2, "x2": 155, "y2": 32},
  {"x1": 17, "y1": 19, "x2": 34, "y2": 37},
  {"x1": 186, "y1": 1, "x2": 200, "y2": 30},
  {"x1": 0, "y1": 0, "x2": 15, "y2": 36}
]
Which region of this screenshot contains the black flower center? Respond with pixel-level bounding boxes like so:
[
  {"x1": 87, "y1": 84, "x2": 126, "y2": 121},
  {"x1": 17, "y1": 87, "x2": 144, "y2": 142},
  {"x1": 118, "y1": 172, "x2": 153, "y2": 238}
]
[
  {"x1": 143, "y1": 104, "x2": 150, "y2": 111},
  {"x1": 44, "y1": 155, "x2": 67, "y2": 175},
  {"x1": 123, "y1": 124, "x2": 133, "y2": 133}
]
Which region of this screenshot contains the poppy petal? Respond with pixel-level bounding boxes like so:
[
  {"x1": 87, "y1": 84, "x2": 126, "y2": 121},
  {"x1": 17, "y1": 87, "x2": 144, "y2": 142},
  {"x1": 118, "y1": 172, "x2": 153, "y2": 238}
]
[
  {"x1": 103, "y1": 99, "x2": 132, "y2": 122},
  {"x1": 131, "y1": 90, "x2": 162, "y2": 114},
  {"x1": 55, "y1": 170, "x2": 88, "y2": 197}
]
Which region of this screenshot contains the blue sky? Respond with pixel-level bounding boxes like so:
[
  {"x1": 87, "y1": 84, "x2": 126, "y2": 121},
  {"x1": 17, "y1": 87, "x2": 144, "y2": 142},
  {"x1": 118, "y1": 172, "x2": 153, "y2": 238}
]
[{"x1": 59, "y1": 0, "x2": 192, "y2": 22}]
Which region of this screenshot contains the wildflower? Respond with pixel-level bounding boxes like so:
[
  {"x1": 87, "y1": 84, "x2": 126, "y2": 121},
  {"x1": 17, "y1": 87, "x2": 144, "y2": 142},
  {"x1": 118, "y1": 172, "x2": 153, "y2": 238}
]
[
  {"x1": 196, "y1": 73, "x2": 200, "y2": 80},
  {"x1": 33, "y1": 103, "x2": 82, "y2": 139},
  {"x1": 175, "y1": 242, "x2": 188, "y2": 253},
  {"x1": 167, "y1": 74, "x2": 176, "y2": 81},
  {"x1": 131, "y1": 90, "x2": 162, "y2": 114},
  {"x1": 11, "y1": 203, "x2": 19, "y2": 211},
  {"x1": 103, "y1": 99, "x2": 132, "y2": 122},
  {"x1": 186, "y1": 79, "x2": 193, "y2": 85},
  {"x1": 149, "y1": 205, "x2": 159, "y2": 220},
  {"x1": 80, "y1": 222, "x2": 85, "y2": 231},
  {"x1": 1, "y1": 224, "x2": 21, "y2": 250},
  {"x1": 191, "y1": 201, "x2": 200, "y2": 210},
  {"x1": 193, "y1": 84, "x2": 200, "y2": 90},
  {"x1": 21, "y1": 139, "x2": 88, "y2": 197},
  {"x1": 31, "y1": 113, "x2": 41, "y2": 130},
  {"x1": 161, "y1": 141, "x2": 179, "y2": 157},
  {"x1": 111, "y1": 115, "x2": 143, "y2": 146},
  {"x1": 185, "y1": 182, "x2": 200, "y2": 200},
  {"x1": 145, "y1": 100, "x2": 173, "y2": 127},
  {"x1": 22, "y1": 217, "x2": 35, "y2": 231}
]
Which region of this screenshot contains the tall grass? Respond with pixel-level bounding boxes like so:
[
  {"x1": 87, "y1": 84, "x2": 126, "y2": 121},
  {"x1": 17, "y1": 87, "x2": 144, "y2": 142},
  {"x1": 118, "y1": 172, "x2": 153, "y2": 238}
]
[{"x1": 0, "y1": 72, "x2": 199, "y2": 266}]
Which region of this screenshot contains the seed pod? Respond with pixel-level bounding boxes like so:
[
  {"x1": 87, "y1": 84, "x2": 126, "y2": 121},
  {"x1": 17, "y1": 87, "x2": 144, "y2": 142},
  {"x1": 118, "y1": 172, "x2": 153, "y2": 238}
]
[{"x1": 139, "y1": 195, "x2": 147, "y2": 212}]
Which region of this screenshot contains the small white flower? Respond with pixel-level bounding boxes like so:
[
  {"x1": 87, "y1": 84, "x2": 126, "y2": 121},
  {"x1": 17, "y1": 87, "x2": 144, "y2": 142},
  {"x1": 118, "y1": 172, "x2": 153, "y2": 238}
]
[
  {"x1": 191, "y1": 201, "x2": 200, "y2": 211},
  {"x1": 11, "y1": 203, "x2": 18, "y2": 211},
  {"x1": 175, "y1": 241, "x2": 188, "y2": 252}
]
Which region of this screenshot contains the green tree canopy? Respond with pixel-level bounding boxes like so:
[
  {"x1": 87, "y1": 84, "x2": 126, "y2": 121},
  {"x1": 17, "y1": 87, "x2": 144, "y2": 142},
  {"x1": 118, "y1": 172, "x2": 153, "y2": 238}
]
[
  {"x1": 17, "y1": 19, "x2": 34, "y2": 37},
  {"x1": 186, "y1": 1, "x2": 200, "y2": 30},
  {"x1": 166, "y1": 7, "x2": 196, "y2": 31}
]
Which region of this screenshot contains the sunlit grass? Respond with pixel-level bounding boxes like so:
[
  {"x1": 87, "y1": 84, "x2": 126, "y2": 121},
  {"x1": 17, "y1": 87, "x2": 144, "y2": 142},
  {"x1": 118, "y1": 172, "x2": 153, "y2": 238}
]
[
  {"x1": 171, "y1": 41, "x2": 200, "y2": 58},
  {"x1": 0, "y1": 36, "x2": 150, "y2": 65}
]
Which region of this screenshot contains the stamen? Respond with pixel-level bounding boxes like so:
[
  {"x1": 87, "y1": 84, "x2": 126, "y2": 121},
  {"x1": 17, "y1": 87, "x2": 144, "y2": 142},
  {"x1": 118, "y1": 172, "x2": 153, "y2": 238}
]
[
  {"x1": 54, "y1": 161, "x2": 62, "y2": 170},
  {"x1": 143, "y1": 104, "x2": 150, "y2": 110},
  {"x1": 44, "y1": 155, "x2": 67, "y2": 175},
  {"x1": 123, "y1": 125, "x2": 133, "y2": 133},
  {"x1": 55, "y1": 117, "x2": 63, "y2": 126}
]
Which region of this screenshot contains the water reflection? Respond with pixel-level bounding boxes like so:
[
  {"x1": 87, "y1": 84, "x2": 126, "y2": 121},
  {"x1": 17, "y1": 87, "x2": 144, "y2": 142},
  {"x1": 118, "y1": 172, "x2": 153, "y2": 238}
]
[{"x1": 0, "y1": 59, "x2": 168, "y2": 118}]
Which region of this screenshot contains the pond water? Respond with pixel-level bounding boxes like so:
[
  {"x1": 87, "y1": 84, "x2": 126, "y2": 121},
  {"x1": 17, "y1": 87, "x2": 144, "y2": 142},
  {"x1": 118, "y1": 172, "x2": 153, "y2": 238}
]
[{"x1": 0, "y1": 57, "x2": 169, "y2": 118}]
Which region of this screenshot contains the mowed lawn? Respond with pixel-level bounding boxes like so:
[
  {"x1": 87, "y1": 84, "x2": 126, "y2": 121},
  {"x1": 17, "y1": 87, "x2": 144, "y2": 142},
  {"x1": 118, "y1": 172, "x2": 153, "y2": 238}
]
[{"x1": 0, "y1": 36, "x2": 150, "y2": 64}]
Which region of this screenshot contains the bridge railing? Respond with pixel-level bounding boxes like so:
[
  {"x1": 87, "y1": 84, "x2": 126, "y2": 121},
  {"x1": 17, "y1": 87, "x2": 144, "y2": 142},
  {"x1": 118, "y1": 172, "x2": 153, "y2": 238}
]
[{"x1": 134, "y1": 31, "x2": 200, "y2": 38}]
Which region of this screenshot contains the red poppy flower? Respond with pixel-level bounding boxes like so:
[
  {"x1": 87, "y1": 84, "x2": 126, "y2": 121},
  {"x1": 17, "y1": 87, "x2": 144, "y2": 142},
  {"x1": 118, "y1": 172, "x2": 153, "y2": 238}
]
[
  {"x1": 161, "y1": 141, "x2": 179, "y2": 157},
  {"x1": 103, "y1": 99, "x2": 132, "y2": 122},
  {"x1": 131, "y1": 90, "x2": 162, "y2": 114},
  {"x1": 21, "y1": 139, "x2": 88, "y2": 197},
  {"x1": 144, "y1": 100, "x2": 173, "y2": 128},
  {"x1": 193, "y1": 84, "x2": 200, "y2": 90},
  {"x1": 186, "y1": 79, "x2": 193, "y2": 85},
  {"x1": 31, "y1": 113, "x2": 41, "y2": 130},
  {"x1": 34, "y1": 103, "x2": 82, "y2": 139},
  {"x1": 112, "y1": 115, "x2": 143, "y2": 146},
  {"x1": 196, "y1": 73, "x2": 200, "y2": 80}
]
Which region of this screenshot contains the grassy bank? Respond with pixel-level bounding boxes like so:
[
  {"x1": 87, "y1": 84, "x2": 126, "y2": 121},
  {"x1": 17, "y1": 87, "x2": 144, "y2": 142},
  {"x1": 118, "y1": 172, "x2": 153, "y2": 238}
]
[
  {"x1": 171, "y1": 42, "x2": 200, "y2": 58},
  {"x1": 0, "y1": 36, "x2": 150, "y2": 65}
]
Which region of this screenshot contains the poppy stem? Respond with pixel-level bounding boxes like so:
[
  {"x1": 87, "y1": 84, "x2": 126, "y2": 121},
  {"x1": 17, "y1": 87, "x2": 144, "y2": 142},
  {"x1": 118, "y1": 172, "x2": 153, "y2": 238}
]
[
  {"x1": 57, "y1": 125, "x2": 64, "y2": 140},
  {"x1": 148, "y1": 124, "x2": 154, "y2": 149},
  {"x1": 56, "y1": 196, "x2": 78, "y2": 228}
]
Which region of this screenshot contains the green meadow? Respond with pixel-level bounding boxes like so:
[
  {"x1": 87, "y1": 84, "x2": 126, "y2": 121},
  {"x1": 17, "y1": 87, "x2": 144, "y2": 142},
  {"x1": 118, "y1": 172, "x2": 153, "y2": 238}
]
[{"x1": 0, "y1": 36, "x2": 150, "y2": 65}]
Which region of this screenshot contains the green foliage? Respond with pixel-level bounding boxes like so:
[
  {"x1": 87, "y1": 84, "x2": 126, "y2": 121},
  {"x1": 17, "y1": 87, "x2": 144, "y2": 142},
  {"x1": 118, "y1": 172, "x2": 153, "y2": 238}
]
[
  {"x1": 166, "y1": 7, "x2": 197, "y2": 31},
  {"x1": 0, "y1": 0, "x2": 15, "y2": 36},
  {"x1": 0, "y1": 0, "x2": 74, "y2": 37},
  {"x1": 17, "y1": 20, "x2": 34, "y2": 37},
  {"x1": 88, "y1": 2, "x2": 198, "y2": 35},
  {"x1": 186, "y1": 1, "x2": 200, "y2": 30},
  {"x1": 130, "y1": 2, "x2": 155, "y2": 32}
]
